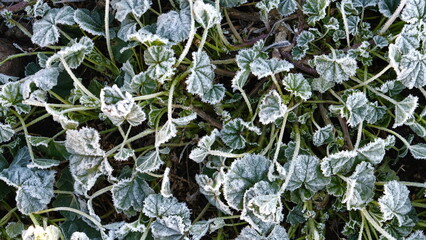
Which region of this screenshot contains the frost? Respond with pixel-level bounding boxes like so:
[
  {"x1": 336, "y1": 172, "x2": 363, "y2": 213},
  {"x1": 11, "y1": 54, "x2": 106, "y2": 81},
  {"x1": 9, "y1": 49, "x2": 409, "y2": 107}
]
[
  {"x1": 114, "y1": 148, "x2": 134, "y2": 161},
  {"x1": 357, "y1": 138, "x2": 386, "y2": 164},
  {"x1": 196, "y1": 172, "x2": 232, "y2": 215},
  {"x1": 311, "y1": 77, "x2": 335, "y2": 93},
  {"x1": 194, "y1": 0, "x2": 221, "y2": 29},
  {"x1": 224, "y1": 154, "x2": 271, "y2": 210},
  {"x1": 45, "y1": 105, "x2": 79, "y2": 130},
  {"x1": 379, "y1": 181, "x2": 412, "y2": 226},
  {"x1": 201, "y1": 84, "x2": 226, "y2": 104},
  {"x1": 186, "y1": 51, "x2": 215, "y2": 97},
  {"x1": 71, "y1": 232, "x2": 90, "y2": 240},
  {"x1": 321, "y1": 150, "x2": 358, "y2": 176},
  {"x1": 236, "y1": 225, "x2": 289, "y2": 240},
  {"x1": 236, "y1": 41, "x2": 266, "y2": 70},
  {"x1": 353, "y1": 0, "x2": 377, "y2": 8},
  {"x1": 0, "y1": 123, "x2": 14, "y2": 143},
  {"x1": 31, "y1": 6, "x2": 75, "y2": 47},
  {"x1": 393, "y1": 95, "x2": 418, "y2": 128},
  {"x1": 406, "y1": 231, "x2": 426, "y2": 240},
  {"x1": 220, "y1": 118, "x2": 260, "y2": 149},
  {"x1": 278, "y1": 0, "x2": 297, "y2": 17},
  {"x1": 143, "y1": 194, "x2": 191, "y2": 226},
  {"x1": 258, "y1": 90, "x2": 287, "y2": 125},
  {"x1": 136, "y1": 149, "x2": 164, "y2": 173},
  {"x1": 0, "y1": 81, "x2": 31, "y2": 114},
  {"x1": 112, "y1": 0, "x2": 152, "y2": 22},
  {"x1": 126, "y1": 71, "x2": 157, "y2": 95},
  {"x1": 118, "y1": 18, "x2": 137, "y2": 41},
  {"x1": 144, "y1": 46, "x2": 176, "y2": 84},
  {"x1": 151, "y1": 216, "x2": 188, "y2": 240},
  {"x1": 250, "y1": 58, "x2": 293, "y2": 79},
  {"x1": 282, "y1": 73, "x2": 312, "y2": 100},
  {"x1": 302, "y1": 0, "x2": 330, "y2": 25},
  {"x1": 231, "y1": 70, "x2": 250, "y2": 91},
  {"x1": 128, "y1": 28, "x2": 169, "y2": 46},
  {"x1": 220, "y1": 0, "x2": 247, "y2": 8},
  {"x1": 156, "y1": 9, "x2": 191, "y2": 43},
  {"x1": 401, "y1": 0, "x2": 426, "y2": 23},
  {"x1": 313, "y1": 125, "x2": 334, "y2": 146},
  {"x1": 409, "y1": 144, "x2": 426, "y2": 159},
  {"x1": 397, "y1": 50, "x2": 426, "y2": 89},
  {"x1": 21, "y1": 68, "x2": 59, "y2": 100},
  {"x1": 172, "y1": 112, "x2": 197, "y2": 126},
  {"x1": 189, "y1": 129, "x2": 219, "y2": 163},
  {"x1": 156, "y1": 120, "x2": 177, "y2": 147},
  {"x1": 74, "y1": 9, "x2": 108, "y2": 36},
  {"x1": 244, "y1": 181, "x2": 282, "y2": 224},
  {"x1": 161, "y1": 167, "x2": 172, "y2": 198},
  {"x1": 314, "y1": 51, "x2": 357, "y2": 83},
  {"x1": 342, "y1": 162, "x2": 376, "y2": 210},
  {"x1": 378, "y1": 0, "x2": 401, "y2": 17},
  {"x1": 46, "y1": 37, "x2": 94, "y2": 69}
]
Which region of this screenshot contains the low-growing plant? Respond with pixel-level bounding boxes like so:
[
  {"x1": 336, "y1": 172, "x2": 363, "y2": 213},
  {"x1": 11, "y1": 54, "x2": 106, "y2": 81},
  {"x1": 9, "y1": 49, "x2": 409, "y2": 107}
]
[{"x1": 0, "y1": 0, "x2": 426, "y2": 239}]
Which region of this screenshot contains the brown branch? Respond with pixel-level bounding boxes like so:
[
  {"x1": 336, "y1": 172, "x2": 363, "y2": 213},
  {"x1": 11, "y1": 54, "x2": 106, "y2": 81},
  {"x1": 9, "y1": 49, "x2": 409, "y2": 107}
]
[
  {"x1": 5, "y1": 1, "x2": 28, "y2": 12},
  {"x1": 191, "y1": 106, "x2": 223, "y2": 129},
  {"x1": 281, "y1": 51, "x2": 319, "y2": 77},
  {"x1": 337, "y1": 115, "x2": 354, "y2": 150}
]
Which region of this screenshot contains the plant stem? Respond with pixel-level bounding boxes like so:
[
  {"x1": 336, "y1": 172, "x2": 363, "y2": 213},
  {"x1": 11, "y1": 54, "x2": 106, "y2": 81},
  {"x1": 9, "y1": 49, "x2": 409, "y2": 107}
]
[
  {"x1": 271, "y1": 74, "x2": 284, "y2": 96},
  {"x1": 279, "y1": 123, "x2": 300, "y2": 194},
  {"x1": 376, "y1": 181, "x2": 426, "y2": 188},
  {"x1": 104, "y1": 0, "x2": 115, "y2": 64},
  {"x1": 176, "y1": 0, "x2": 196, "y2": 67},
  {"x1": 106, "y1": 129, "x2": 156, "y2": 156},
  {"x1": 12, "y1": 110, "x2": 35, "y2": 162},
  {"x1": 358, "y1": 212, "x2": 365, "y2": 240},
  {"x1": 134, "y1": 91, "x2": 167, "y2": 101},
  {"x1": 354, "y1": 121, "x2": 363, "y2": 149},
  {"x1": 198, "y1": 28, "x2": 209, "y2": 54},
  {"x1": 215, "y1": 0, "x2": 232, "y2": 48},
  {"x1": 224, "y1": 8, "x2": 243, "y2": 43},
  {"x1": 351, "y1": 64, "x2": 392, "y2": 89},
  {"x1": 239, "y1": 87, "x2": 253, "y2": 117},
  {"x1": 0, "y1": 51, "x2": 53, "y2": 66},
  {"x1": 273, "y1": 112, "x2": 289, "y2": 163},
  {"x1": 340, "y1": 1, "x2": 351, "y2": 47},
  {"x1": 140, "y1": 218, "x2": 154, "y2": 240},
  {"x1": 360, "y1": 208, "x2": 396, "y2": 240},
  {"x1": 193, "y1": 203, "x2": 211, "y2": 223},
  {"x1": 368, "y1": 124, "x2": 410, "y2": 147},
  {"x1": 378, "y1": 0, "x2": 408, "y2": 35},
  {"x1": 209, "y1": 150, "x2": 247, "y2": 158}
]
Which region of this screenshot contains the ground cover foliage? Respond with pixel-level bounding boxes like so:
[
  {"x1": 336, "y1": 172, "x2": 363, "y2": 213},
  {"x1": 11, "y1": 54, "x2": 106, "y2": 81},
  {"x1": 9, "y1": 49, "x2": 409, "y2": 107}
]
[{"x1": 0, "y1": 0, "x2": 426, "y2": 239}]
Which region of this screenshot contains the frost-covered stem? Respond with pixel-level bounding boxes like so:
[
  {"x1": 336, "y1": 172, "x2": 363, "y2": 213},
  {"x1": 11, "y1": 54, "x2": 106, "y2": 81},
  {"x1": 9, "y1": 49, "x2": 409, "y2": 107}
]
[
  {"x1": 328, "y1": 89, "x2": 345, "y2": 104},
  {"x1": 12, "y1": 110, "x2": 35, "y2": 163},
  {"x1": 0, "y1": 51, "x2": 53, "y2": 66},
  {"x1": 193, "y1": 203, "x2": 211, "y2": 223},
  {"x1": 13, "y1": 113, "x2": 50, "y2": 132},
  {"x1": 368, "y1": 125, "x2": 410, "y2": 147},
  {"x1": 104, "y1": 0, "x2": 115, "y2": 64},
  {"x1": 132, "y1": 13, "x2": 144, "y2": 28},
  {"x1": 9, "y1": 19, "x2": 32, "y2": 38},
  {"x1": 133, "y1": 91, "x2": 167, "y2": 101},
  {"x1": 340, "y1": 1, "x2": 351, "y2": 47},
  {"x1": 106, "y1": 129, "x2": 156, "y2": 156},
  {"x1": 61, "y1": 106, "x2": 97, "y2": 114},
  {"x1": 270, "y1": 74, "x2": 284, "y2": 96},
  {"x1": 209, "y1": 150, "x2": 246, "y2": 158},
  {"x1": 354, "y1": 121, "x2": 363, "y2": 149},
  {"x1": 279, "y1": 123, "x2": 300, "y2": 194},
  {"x1": 419, "y1": 87, "x2": 426, "y2": 100},
  {"x1": 198, "y1": 28, "x2": 209, "y2": 54},
  {"x1": 0, "y1": 207, "x2": 17, "y2": 227},
  {"x1": 168, "y1": 78, "x2": 180, "y2": 121},
  {"x1": 378, "y1": 0, "x2": 408, "y2": 35},
  {"x1": 261, "y1": 124, "x2": 278, "y2": 155},
  {"x1": 376, "y1": 181, "x2": 426, "y2": 188},
  {"x1": 176, "y1": 0, "x2": 196, "y2": 67},
  {"x1": 360, "y1": 208, "x2": 396, "y2": 240},
  {"x1": 352, "y1": 64, "x2": 392, "y2": 89},
  {"x1": 29, "y1": 214, "x2": 40, "y2": 226},
  {"x1": 60, "y1": 57, "x2": 99, "y2": 101},
  {"x1": 34, "y1": 207, "x2": 104, "y2": 231},
  {"x1": 89, "y1": 185, "x2": 113, "y2": 201},
  {"x1": 239, "y1": 87, "x2": 253, "y2": 117},
  {"x1": 211, "y1": 58, "x2": 236, "y2": 65},
  {"x1": 215, "y1": 0, "x2": 232, "y2": 48},
  {"x1": 358, "y1": 212, "x2": 365, "y2": 240},
  {"x1": 273, "y1": 112, "x2": 289, "y2": 163},
  {"x1": 117, "y1": 126, "x2": 133, "y2": 156},
  {"x1": 140, "y1": 218, "x2": 154, "y2": 240}
]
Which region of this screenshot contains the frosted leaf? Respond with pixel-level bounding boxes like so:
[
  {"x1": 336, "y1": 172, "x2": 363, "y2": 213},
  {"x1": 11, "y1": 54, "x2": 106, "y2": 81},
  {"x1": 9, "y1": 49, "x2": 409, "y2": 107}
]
[
  {"x1": 378, "y1": 0, "x2": 401, "y2": 17},
  {"x1": 373, "y1": 35, "x2": 389, "y2": 48},
  {"x1": 31, "y1": 6, "x2": 75, "y2": 47},
  {"x1": 343, "y1": 92, "x2": 370, "y2": 127},
  {"x1": 401, "y1": 0, "x2": 426, "y2": 23},
  {"x1": 0, "y1": 80, "x2": 30, "y2": 114},
  {"x1": 235, "y1": 225, "x2": 289, "y2": 240},
  {"x1": 151, "y1": 216, "x2": 188, "y2": 240},
  {"x1": 231, "y1": 70, "x2": 250, "y2": 91},
  {"x1": 156, "y1": 120, "x2": 177, "y2": 147},
  {"x1": 406, "y1": 231, "x2": 426, "y2": 240},
  {"x1": 144, "y1": 46, "x2": 176, "y2": 84},
  {"x1": 172, "y1": 112, "x2": 197, "y2": 126},
  {"x1": 143, "y1": 194, "x2": 191, "y2": 226},
  {"x1": 194, "y1": 0, "x2": 221, "y2": 29},
  {"x1": 259, "y1": 90, "x2": 287, "y2": 125},
  {"x1": 160, "y1": 167, "x2": 172, "y2": 198},
  {"x1": 311, "y1": 77, "x2": 335, "y2": 93},
  {"x1": 112, "y1": 173, "x2": 154, "y2": 215},
  {"x1": 296, "y1": 31, "x2": 315, "y2": 46},
  {"x1": 357, "y1": 138, "x2": 386, "y2": 164},
  {"x1": 117, "y1": 18, "x2": 137, "y2": 41},
  {"x1": 0, "y1": 123, "x2": 14, "y2": 143},
  {"x1": 321, "y1": 150, "x2": 358, "y2": 176},
  {"x1": 282, "y1": 73, "x2": 312, "y2": 100},
  {"x1": 220, "y1": 118, "x2": 260, "y2": 150},
  {"x1": 65, "y1": 127, "x2": 106, "y2": 195},
  {"x1": 220, "y1": 0, "x2": 247, "y2": 8},
  {"x1": 224, "y1": 154, "x2": 271, "y2": 210},
  {"x1": 313, "y1": 124, "x2": 334, "y2": 146},
  {"x1": 365, "y1": 102, "x2": 386, "y2": 124},
  {"x1": 113, "y1": 0, "x2": 152, "y2": 22},
  {"x1": 342, "y1": 162, "x2": 376, "y2": 210},
  {"x1": 409, "y1": 144, "x2": 426, "y2": 159},
  {"x1": 127, "y1": 71, "x2": 157, "y2": 95},
  {"x1": 71, "y1": 232, "x2": 90, "y2": 240},
  {"x1": 302, "y1": 0, "x2": 330, "y2": 25},
  {"x1": 189, "y1": 129, "x2": 219, "y2": 163},
  {"x1": 156, "y1": 9, "x2": 191, "y2": 43},
  {"x1": 74, "y1": 9, "x2": 108, "y2": 36},
  {"x1": 114, "y1": 148, "x2": 134, "y2": 161},
  {"x1": 190, "y1": 219, "x2": 225, "y2": 240},
  {"x1": 397, "y1": 50, "x2": 426, "y2": 89},
  {"x1": 353, "y1": 0, "x2": 377, "y2": 8},
  {"x1": 314, "y1": 51, "x2": 357, "y2": 83},
  {"x1": 244, "y1": 181, "x2": 282, "y2": 225},
  {"x1": 21, "y1": 68, "x2": 59, "y2": 100},
  {"x1": 393, "y1": 95, "x2": 418, "y2": 128},
  {"x1": 250, "y1": 58, "x2": 293, "y2": 78},
  {"x1": 45, "y1": 105, "x2": 79, "y2": 130},
  {"x1": 278, "y1": 0, "x2": 297, "y2": 17},
  {"x1": 395, "y1": 25, "x2": 420, "y2": 54},
  {"x1": 46, "y1": 37, "x2": 94, "y2": 69},
  {"x1": 236, "y1": 41, "x2": 266, "y2": 70},
  {"x1": 128, "y1": 28, "x2": 169, "y2": 46},
  {"x1": 201, "y1": 84, "x2": 226, "y2": 104},
  {"x1": 0, "y1": 148, "x2": 55, "y2": 215},
  {"x1": 136, "y1": 149, "x2": 164, "y2": 173},
  {"x1": 100, "y1": 85, "x2": 146, "y2": 126},
  {"x1": 186, "y1": 51, "x2": 215, "y2": 97},
  {"x1": 379, "y1": 181, "x2": 412, "y2": 226},
  {"x1": 195, "y1": 172, "x2": 232, "y2": 215},
  {"x1": 22, "y1": 226, "x2": 60, "y2": 240},
  {"x1": 287, "y1": 155, "x2": 330, "y2": 199},
  {"x1": 406, "y1": 119, "x2": 426, "y2": 137}
]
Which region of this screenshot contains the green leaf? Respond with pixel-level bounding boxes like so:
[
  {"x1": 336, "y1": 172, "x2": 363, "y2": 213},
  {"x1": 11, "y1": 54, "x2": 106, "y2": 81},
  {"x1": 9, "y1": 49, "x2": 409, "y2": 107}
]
[
  {"x1": 379, "y1": 181, "x2": 412, "y2": 226},
  {"x1": 0, "y1": 123, "x2": 14, "y2": 143},
  {"x1": 393, "y1": 95, "x2": 418, "y2": 128},
  {"x1": 259, "y1": 90, "x2": 287, "y2": 125},
  {"x1": 31, "y1": 6, "x2": 75, "y2": 47},
  {"x1": 5, "y1": 222, "x2": 25, "y2": 238},
  {"x1": 220, "y1": 118, "x2": 260, "y2": 149},
  {"x1": 194, "y1": 0, "x2": 221, "y2": 29},
  {"x1": 314, "y1": 51, "x2": 357, "y2": 83},
  {"x1": 46, "y1": 37, "x2": 94, "y2": 69},
  {"x1": 353, "y1": 0, "x2": 377, "y2": 8},
  {"x1": 282, "y1": 73, "x2": 312, "y2": 100},
  {"x1": 126, "y1": 71, "x2": 157, "y2": 95},
  {"x1": 136, "y1": 149, "x2": 163, "y2": 173},
  {"x1": 201, "y1": 83, "x2": 226, "y2": 104},
  {"x1": 365, "y1": 101, "x2": 386, "y2": 124},
  {"x1": 378, "y1": 0, "x2": 401, "y2": 17},
  {"x1": 144, "y1": 46, "x2": 176, "y2": 84},
  {"x1": 236, "y1": 226, "x2": 289, "y2": 240},
  {"x1": 313, "y1": 124, "x2": 334, "y2": 146},
  {"x1": 409, "y1": 144, "x2": 426, "y2": 159},
  {"x1": 231, "y1": 70, "x2": 250, "y2": 91},
  {"x1": 406, "y1": 231, "x2": 426, "y2": 240},
  {"x1": 129, "y1": 28, "x2": 169, "y2": 46},
  {"x1": 321, "y1": 150, "x2": 358, "y2": 176},
  {"x1": 0, "y1": 82, "x2": 31, "y2": 114},
  {"x1": 357, "y1": 138, "x2": 386, "y2": 164},
  {"x1": 224, "y1": 154, "x2": 271, "y2": 210},
  {"x1": 156, "y1": 120, "x2": 177, "y2": 147},
  {"x1": 311, "y1": 77, "x2": 335, "y2": 93},
  {"x1": 401, "y1": 0, "x2": 426, "y2": 23},
  {"x1": 236, "y1": 41, "x2": 266, "y2": 70},
  {"x1": 156, "y1": 9, "x2": 191, "y2": 43},
  {"x1": 114, "y1": 148, "x2": 134, "y2": 161},
  {"x1": 278, "y1": 0, "x2": 298, "y2": 16},
  {"x1": 143, "y1": 194, "x2": 191, "y2": 226},
  {"x1": 190, "y1": 129, "x2": 219, "y2": 163},
  {"x1": 118, "y1": 18, "x2": 137, "y2": 41},
  {"x1": 342, "y1": 162, "x2": 376, "y2": 210},
  {"x1": 112, "y1": 173, "x2": 154, "y2": 215},
  {"x1": 250, "y1": 58, "x2": 293, "y2": 78},
  {"x1": 74, "y1": 9, "x2": 107, "y2": 36},
  {"x1": 397, "y1": 50, "x2": 426, "y2": 89},
  {"x1": 302, "y1": 0, "x2": 330, "y2": 25},
  {"x1": 112, "y1": 0, "x2": 152, "y2": 22},
  {"x1": 195, "y1": 173, "x2": 232, "y2": 215},
  {"x1": 220, "y1": 0, "x2": 247, "y2": 8},
  {"x1": 151, "y1": 216, "x2": 188, "y2": 240},
  {"x1": 186, "y1": 51, "x2": 215, "y2": 97}
]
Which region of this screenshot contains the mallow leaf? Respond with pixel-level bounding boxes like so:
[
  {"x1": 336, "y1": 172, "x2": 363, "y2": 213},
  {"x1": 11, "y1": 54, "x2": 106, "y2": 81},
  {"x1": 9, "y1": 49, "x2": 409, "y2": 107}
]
[
  {"x1": 0, "y1": 147, "x2": 55, "y2": 214},
  {"x1": 314, "y1": 51, "x2": 357, "y2": 83},
  {"x1": 127, "y1": 71, "x2": 157, "y2": 95},
  {"x1": 21, "y1": 67, "x2": 59, "y2": 100},
  {"x1": 378, "y1": 0, "x2": 401, "y2": 17},
  {"x1": 143, "y1": 194, "x2": 191, "y2": 226},
  {"x1": 409, "y1": 144, "x2": 426, "y2": 159},
  {"x1": 353, "y1": 0, "x2": 377, "y2": 8},
  {"x1": 112, "y1": 173, "x2": 154, "y2": 215},
  {"x1": 278, "y1": 0, "x2": 298, "y2": 17},
  {"x1": 236, "y1": 225, "x2": 289, "y2": 240},
  {"x1": 313, "y1": 124, "x2": 334, "y2": 146},
  {"x1": 113, "y1": 0, "x2": 152, "y2": 22},
  {"x1": 259, "y1": 90, "x2": 287, "y2": 125},
  {"x1": 220, "y1": 0, "x2": 247, "y2": 8},
  {"x1": 345, "y1": 92, "x2": 370, "y2": 127},
  {"x1": 136, "y1": 149, "x2": 165, "y2": 173},
  {"x1": 46, "y1": 37, "x2": 94, "y2": 69},
  {"x1": 151, "y1": 216, "x2": 188, "y2": 240},
  {"x1": 186, "y1": 51, "x2": 215, "y2": 97},
  {"x1": 321, "y1": 150, "x2": 358, "y2": 176},
  {"x1": 31, "y1": 6, "x2": 75, "y2": 47},
  {"x1": 194, "y1": 0, "x2": 221, "y2": 29},
  {"x1": 397, "y1": 50, "x2": 426, "y2": 89},
  {"x1": 311, "y1": 77, "x2": 335, "y2": 93},
  {"x1": 0, "y1": 123, "x2": 14, "y2": 143},
  {"x1": 357, "y1": 138, "x2": 386, "y2": 164},
  {"x1": 342, "y1": 162, "x2": 376, "y2": 210},
  {"x1": 220, "y1": 118, "x2": 260, "y2": 150},
  {"x1": 236, "y1": 40, "x2": 266, "y2": 70},
  {"x1": 101, "y1": 85, "x2": 146, "y2": 126},
  {"x1": 379, "y1": 181, "x2": 412, "y2": 226},
  {"x1": 189, "y1": 129, "x2": 219, "y2": 163},
  {"x1": 195, "y1": 173, "x2": 232, "y2": 215},
  {"x1": 224, "y1": 154, "x2": 271, "y2": 210},
  {"x1": 156, "y1": 120, "x2": 177, "y2": 147},
  {"x1": 401, "y1": 0, "x2": 426, "y2": 23},
  {"x1": 144, "y1": 46, "x2": 176, "y2": 84},
  {"x1": 406, "y1": 231, "x2": 426, "y2": 240},
  {"x1": 0, "y1": 82, "x2": 31, "y2": 114},
  {"x1": 201, "y1": 83, "x2": 226, "y2": 104},
  {"x1": 302, "y1": 0, "x2": 330, "y2": 25},
  {"x1": 250, "y1": 58, "x2": 293, "y2": 78},
  {"x1": 129, "y1": 28, "x2": 169, "y2": 46},
  {"x1": 156, "y1": 9, "x2": 191, "y2": 43},
  {"x1": 282, "y1": 73, "x2": 312, "y2": 100},
  {"x1": 74, "y1": 9, "x2": 107, "y2": 36},
  {"x1": 393, "y1": 95, "x2": 418, "y2": 128}
]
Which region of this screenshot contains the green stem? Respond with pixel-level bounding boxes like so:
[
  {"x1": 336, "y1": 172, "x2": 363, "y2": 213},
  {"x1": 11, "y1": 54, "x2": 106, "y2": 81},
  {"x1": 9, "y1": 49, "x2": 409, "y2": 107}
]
[
  {"x1": 104, "y1": 0, "x2": 115, "y2": 64},
  {"x1": 134, "y1": 91, "x2": 167, "y2": 101},
  {"x1": 12, "y1": 110, "x2": 35, "y2": 162},
  {"x1": 9, "y1": 19, "x2": 32, "y2": 38},
  {"x1": 106, "y1": 129, "x2": 155, "y2": 156},
  {"x1": 340, "y1": 1, "x2": 351, "y2": 47},
  {"x1": 215, "y1": 0, "x2": 232, "y2": 48},
  {"x1": 272, "y1": 112, "x2": 289, "y2": 163},
  {"x1": 29, "y1": 214, "x2": 40, "y2": 226},
  {"x1": 140, "y1": 218, "x2": 154, "y2": 240},
  {"x1": 360, "y1": 208, "x2": 396, "y2": 240},
  {"x1": 271, "y1": 75, "x2": 284, "y2": 96},
  {"x1": 175, "y1": 0, "x2": 196, "y2": 67},
  {"x1": 279, "y1": 123, "x2": 300, "y2": 194},
  {"x1": 193, "y1": 203, "x2": 211, "y2": 223},
  {"x1": 0, "y1": 207, "x2": 17, "y2": 227},
  {"x1": 238, "y1": 88, "x2": 253, "y2": 118},
  {"x1": 354, "y1": 121, "x2": 363, "y2": 149},
  {"x1": 0, "y1": 51, "x2": 53, "y2": 66},
  {"x1": 209, "y1": 150, "x2": 247, "y2": 158},
  {"x1": 378, "y1": 0, "x2": 408, "y2": 35},
  {"x1": 376, "y1": 181, "x2": 426, "y2": 188},
  {"x1": 198, "y1": 28, "x2": 209, "y2": 54},
  {"x1": 368, "y1": 124, "x2": 410, "y2": 147},
  {"x1": 351, "y1": 64, "x2": 392, "y2": 89}
]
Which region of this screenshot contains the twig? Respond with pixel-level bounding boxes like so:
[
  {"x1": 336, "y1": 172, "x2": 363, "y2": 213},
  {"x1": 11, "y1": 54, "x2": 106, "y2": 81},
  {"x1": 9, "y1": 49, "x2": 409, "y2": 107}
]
[{"x1": 191, "y1": 106, "x2": 223, "y2": 129}]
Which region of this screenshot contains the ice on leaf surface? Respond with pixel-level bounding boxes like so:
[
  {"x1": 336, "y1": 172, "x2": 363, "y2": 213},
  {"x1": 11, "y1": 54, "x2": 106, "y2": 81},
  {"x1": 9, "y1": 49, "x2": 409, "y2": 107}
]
[
  {"x1": 379, "y1": 181, "x2": 412, "y2": 226},
  {"x1": 342, "y1": 162, "x2": 376, "y2": 210},
  {"x1": 156, "y1": 120, "x2": 177, "y2": 147},
  {"x1": 397, "y1": 50, "x2": 426, "y2": 89},
  {"x1": 136, "y1": 149, "x2": 165, "y2": 173},
  {"x1": 0, "y1": 123, "x2": 14, "y2": 143},
  {"x1": 196, "y1": 172, "x2": 232, "y2": 215},
  {"x1": 189, "y1": 129, "x2": 219, "y2": 163},
  {"x1": 259, "y1": 90, "x2": 287, "y2": 125},
  {"x1": 302, "y1": 0, "x2": 330, "y2": 25},
  {"x1": 0, "y1": 82, "x2": 31, "y2": 114},
  {"x1": 393, "y1": 95, "x2": 418, "y2": 128},
  {"x1": 151, "y1": 216, "x2": 188, "y2": 240},
  {"x1": 0, "y1": 148, "x2": 55, "y2": 214},
  {"x1": 314, "y1": 51, "x2": 357, "y2": 83},
  {"x1": 31, "y1": 6, "x2": 75, "y2": 47},
  {"x1": 224, "y1": 154, "x2": 271, "y2": 210},
  {"x1": 357, "y1": 138, "x2": 386, "y2": 164},
  {"x1": 143, "y1": 194, "x2": 191, "y2": 227},
  {"x1": 186, "y1": 51, "x2": 215, "y2": 97},
  {"x1": 236, "y1": 225, "x2": 289, "y2": 240},
  {"x1": 313, "y1": 124, "x2": 334, "y2": 146},
  {"x1": 220, "y1": 0, "x2": 247, "y2": 8},
  {"x1": 144, "y1": 46, "x2": 176, "y2": 83},
  {"x1": 282, "y1": 73, "x2": 312, "y2": 100},
  {"x1": 401, "y1": 0, "x2": 426, "y2": 23},
  {"x1": 250, "y1": 58, "x2": 293, "y2": 78},
  {"x1": 278, "y1": 0, "x2": 298, "y2": 17},
  {"x1": 128, "y1": 28, "x2": 169, "y2": 46},
  {"x1": 194, "y1": 0, "x2": 221, "y2": 29},
  {"x1": 409, "y1": 143, "x2": 426, "y2": 159},
  {"x1": 321, "y1": 150, "x2": 358, "y2": 176},
  {"x1": 46, "y1": 37, "x2": 94, "y2": 69},
  {"x1": 112, "y1": 0, "x2": 152, "y2": 22},
  {"x1": 378, "y1": 0, "x2": 401, "y2": 17},
  {"x1": 74, "y1": 9, "x2": 109, "y2": 37},
  {"x1": 156, "y1": 9, "x2": 191, "y2": 43},
  {"x1": 220, "y1": 118, "x2": 260, "y2": 149}
]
